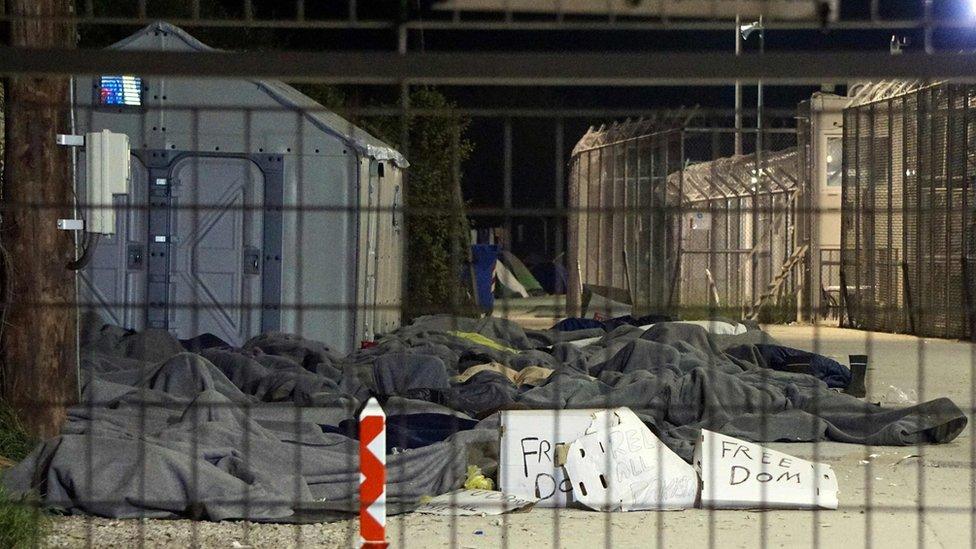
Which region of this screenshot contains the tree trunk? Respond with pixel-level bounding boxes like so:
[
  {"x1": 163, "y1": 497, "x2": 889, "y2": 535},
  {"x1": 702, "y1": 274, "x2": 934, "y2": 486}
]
[{"x1": 2, "y1": 0, "x2": 77, "y2": 439}]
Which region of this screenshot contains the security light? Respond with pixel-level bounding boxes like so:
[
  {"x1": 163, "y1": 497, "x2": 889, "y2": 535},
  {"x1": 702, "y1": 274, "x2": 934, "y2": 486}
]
[{"x1": 739, "y1": 20, "x2": 763, "y2": 40}]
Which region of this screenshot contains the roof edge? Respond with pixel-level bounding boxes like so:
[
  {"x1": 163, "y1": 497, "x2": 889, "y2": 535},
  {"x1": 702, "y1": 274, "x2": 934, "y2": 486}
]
[{"x1": 107, "y1": 22, "x2": 408, "y2": 167}]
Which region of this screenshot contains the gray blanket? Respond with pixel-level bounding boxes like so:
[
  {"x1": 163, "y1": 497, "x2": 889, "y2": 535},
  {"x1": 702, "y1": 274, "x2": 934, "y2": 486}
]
[{"x1": 2, "y1": 314, "x2": 967, "y2": 522}]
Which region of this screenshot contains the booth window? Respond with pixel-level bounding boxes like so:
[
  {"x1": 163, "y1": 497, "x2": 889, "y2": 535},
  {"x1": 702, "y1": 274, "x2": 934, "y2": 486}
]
[{"x1": 825, "y1": 136, "x2": 842, "y2": 188}]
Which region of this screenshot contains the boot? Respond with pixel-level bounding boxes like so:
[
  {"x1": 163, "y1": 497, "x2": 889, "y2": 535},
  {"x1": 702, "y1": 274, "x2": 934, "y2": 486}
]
[{"x1": 844, "y1": 354, "x2": 868, "y2": 398}]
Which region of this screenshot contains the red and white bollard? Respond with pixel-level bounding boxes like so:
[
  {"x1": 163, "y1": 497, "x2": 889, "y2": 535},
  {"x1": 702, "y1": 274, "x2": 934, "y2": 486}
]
[{"x1": 359, "y1": 398, "x2": 388, "y2": 548}]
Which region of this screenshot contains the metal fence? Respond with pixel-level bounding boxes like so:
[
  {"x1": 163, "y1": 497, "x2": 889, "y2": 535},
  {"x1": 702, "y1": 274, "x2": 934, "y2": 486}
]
[
  {"x1": 567, "y1": 120, "x2": 685, "y2": 316},
  {"x1": 672, "y1": 137, "x2": 799, "y2": 317},
  {"x1": 3, "y1": 2, "x2": 976, "y2": 549},
  {"x1": 568, "y1": 119, "x2": 798, "y2": 319},
  {"x1": 841, "y1": 81, "x2": 976, "y2": 339}
]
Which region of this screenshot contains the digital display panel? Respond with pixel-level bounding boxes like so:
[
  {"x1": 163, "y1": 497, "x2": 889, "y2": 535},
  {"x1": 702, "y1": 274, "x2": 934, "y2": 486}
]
[{"x1": 98, "y1": 75, "x2": 142, "y2": 107}]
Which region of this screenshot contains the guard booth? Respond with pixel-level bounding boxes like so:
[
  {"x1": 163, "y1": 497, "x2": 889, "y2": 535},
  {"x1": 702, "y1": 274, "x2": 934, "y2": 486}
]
[
  {"x1": 73, "y1": 22, "x2": 406, "y2": 352},
  {"x1": 797, "y1": 92, "x2": 847, "y2": 321}
]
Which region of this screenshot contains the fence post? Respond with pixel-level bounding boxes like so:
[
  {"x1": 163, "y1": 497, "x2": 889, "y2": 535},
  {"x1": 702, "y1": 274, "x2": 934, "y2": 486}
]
[
  {"x1": 360, "y1": 398, "x2": 388, "y2": 548},
  {"x1": 962, "y1": 255, "x2": 974, "y2": 340},
  {"x1": 902, "y1": 261, "x2": 916, "y2": 334}
]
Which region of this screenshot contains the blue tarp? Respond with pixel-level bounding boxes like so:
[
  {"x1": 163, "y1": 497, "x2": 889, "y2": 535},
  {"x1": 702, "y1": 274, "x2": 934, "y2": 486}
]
[{"x1": 470, "y1": 244, "x2": 498, "y2": 312}]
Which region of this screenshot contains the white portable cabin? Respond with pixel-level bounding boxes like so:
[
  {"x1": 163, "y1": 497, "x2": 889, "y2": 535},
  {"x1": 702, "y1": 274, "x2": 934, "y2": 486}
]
[{"x1": 74, "y1": 22, "x2": 405, "y2": 352}]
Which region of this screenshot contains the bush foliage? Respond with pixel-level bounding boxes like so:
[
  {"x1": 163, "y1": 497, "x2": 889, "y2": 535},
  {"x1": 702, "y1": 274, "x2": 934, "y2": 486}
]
[
  {"x1": 0, "y1": 485, "x2": 49, "y2": 549},
  {"x1": 299, "y1": 85, "x2": 476, "y2": 320}
]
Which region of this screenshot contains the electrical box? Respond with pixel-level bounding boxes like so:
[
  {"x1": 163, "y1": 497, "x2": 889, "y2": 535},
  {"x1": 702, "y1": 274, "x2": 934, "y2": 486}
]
[{"x1": 85, "y1": 129, "x2": 131, "y2": 234}]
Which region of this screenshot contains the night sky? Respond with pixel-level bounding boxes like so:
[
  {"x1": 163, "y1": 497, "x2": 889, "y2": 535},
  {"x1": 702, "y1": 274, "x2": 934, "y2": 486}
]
[
  {"x1": 416, "y1": 1, "x2": 976, "y2": 258},
  {"x1": 71, "y1": 0, "x2": 976, "y2": 259}
]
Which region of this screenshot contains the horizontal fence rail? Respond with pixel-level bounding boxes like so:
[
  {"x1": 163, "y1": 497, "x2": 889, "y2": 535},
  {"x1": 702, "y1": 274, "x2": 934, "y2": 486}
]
[{"x1": 0, "y1": 3, "x2": 974, "y2": 549}]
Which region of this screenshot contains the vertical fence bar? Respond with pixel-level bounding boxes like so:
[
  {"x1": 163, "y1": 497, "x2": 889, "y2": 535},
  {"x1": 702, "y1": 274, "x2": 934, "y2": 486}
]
[
  {"x1": 929, "y1": 87, "x2": 938, "y2": 337},
  {"x1": 905, "y1": 92, "x2": 914, "y2": 333},
  {"x1": 726, "y1": 195, "x2": 733, "y2": 306},
  {"x1": 886, "y1": 97, "x2": 894, "y2": 331},
  {"x1": 590, "y1": 145, "x2": 598, "y2": 303},
  {"x1": 965, "y1": 86, "x2": 974, "y2": 338},
  {"x1": 916, "y1": 88, "x2": 925, "y2": 334},
  {"x1": 867, "y1": 103, "x2": 877, "y2": 330},
  {"x1": 554, "y1": 118, "x2": 565, "y2": 291},
  {"x1": 552, "y1": 117, "x2": 565, "y2": 546},
  {"x1": 607, "y1": 139, "x2": 617, "y2": 314},
  {"x1": 648, "y1": 135, "x2": 657, "y2": 309},
  {"x1": 965, "y1": 85, "x2": 976, "y2": 549},
  {"x1": 635, "y1": 134, "x2": 645, "y2": 312},
  {"x1": 673, "y1": 130, "x2": 684, "y2": 311},
  {"x1": 946, "y1": 85, "x2": 955, "y2": 338}
]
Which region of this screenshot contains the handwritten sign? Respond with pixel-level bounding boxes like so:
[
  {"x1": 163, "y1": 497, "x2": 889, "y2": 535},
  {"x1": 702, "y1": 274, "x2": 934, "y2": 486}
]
[
  {"x1": 562, "y1": 408, "x2": 699, "y2": 511},
  {"x1": 694, "y1": 430, "x2": 839, "y2": 510},
  {"x1": 415, "y1": 490, "x2": 537, "y2": 516},
  {"x1": 498, "y1": 409, "x2": 598, "y2": 507}
]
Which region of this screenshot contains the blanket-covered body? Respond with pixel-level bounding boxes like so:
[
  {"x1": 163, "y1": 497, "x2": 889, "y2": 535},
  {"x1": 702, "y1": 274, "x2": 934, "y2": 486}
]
[{"x1": 3, "y1": 315, "x2": 966, "y2": 521}]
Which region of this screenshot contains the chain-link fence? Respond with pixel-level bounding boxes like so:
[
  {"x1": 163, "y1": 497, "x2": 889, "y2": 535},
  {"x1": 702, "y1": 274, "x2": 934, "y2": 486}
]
[
  {"x1": 568, "y1": 119, "x2": 798, "y2": 320},
  {"x1": 841, "y1": 81, "x2": 976, "y2": 339},
  {"x1": 2, "y1": 2, "x2": 976, "y2": 549}
]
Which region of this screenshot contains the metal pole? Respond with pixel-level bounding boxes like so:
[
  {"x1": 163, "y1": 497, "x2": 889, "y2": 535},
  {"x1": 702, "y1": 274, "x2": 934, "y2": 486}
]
[
  {"x1": 69, "y1": 76, "x2": 82, "y2": 401},
  {"x1": 757, "y1": 16, "x2": 764, "y2": 167},
  {"x1": 554, "y1": 118, "x2": 564, "y2": 268},
  {"x1": 734, "y1": 14, "x2": 742, "y2": 156},
  {"x1": 757, "y1": 20, "x2": 766, "y2": 313},
  {"x1": 924, "y1": 0, "x2": 934, "y2": 54}
]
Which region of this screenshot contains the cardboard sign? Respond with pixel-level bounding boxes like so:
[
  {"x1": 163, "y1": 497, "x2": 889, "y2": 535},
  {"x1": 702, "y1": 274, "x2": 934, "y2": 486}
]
[
  {"x1": 694, "y1": 430, "x2": 839, "y2": 510},
  {"x1": 415, "y1": 490, "x2": 538, "y2": 516},
  {"x1": 562, "y1": 408, "x2": 699, "y2": 511},
  {"x1": 498, "y1": 409, "x2": 599, "y2": 507}
]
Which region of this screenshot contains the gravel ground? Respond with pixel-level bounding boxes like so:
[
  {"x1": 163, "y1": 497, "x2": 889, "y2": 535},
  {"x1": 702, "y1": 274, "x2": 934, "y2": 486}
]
[{"x1": 44, "y1": 516, "x2": 357, "y2": 548}]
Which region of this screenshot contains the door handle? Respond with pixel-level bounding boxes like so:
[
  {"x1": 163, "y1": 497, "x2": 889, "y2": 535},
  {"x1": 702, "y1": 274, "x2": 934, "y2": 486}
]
[
  {"x1": 244, "y1": 247, "x2": 261, "y2": 275},
  {"x1": 127, "y1": 243, "x2": 145, "y2": 270}
]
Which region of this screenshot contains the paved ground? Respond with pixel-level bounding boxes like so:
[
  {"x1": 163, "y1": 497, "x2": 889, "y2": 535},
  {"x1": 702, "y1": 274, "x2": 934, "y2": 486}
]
[
  {"x1": 43, "y1": 324, "x2": 975, "y2": 548},
  {"x1": 491, "y1": 295, "x2": 571, "y2": 330}
]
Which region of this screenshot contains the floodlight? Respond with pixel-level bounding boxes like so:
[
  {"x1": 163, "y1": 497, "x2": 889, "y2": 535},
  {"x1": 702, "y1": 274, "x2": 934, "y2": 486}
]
[{"x1": 739, "y1": 21, "x2": 763, "y2": 40}]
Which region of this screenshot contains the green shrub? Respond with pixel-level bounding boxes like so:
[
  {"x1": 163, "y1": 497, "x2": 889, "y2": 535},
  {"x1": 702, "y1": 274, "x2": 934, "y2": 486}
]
[
  {"x1": 0, "y1": 400, "x2": 35, "y2": 462},
  {"x1": 0, "y1": 485, "x2": 49, "y2": 549},
  {"x1": 295, "y1": 84, "x2": 477, "y2": 320}
]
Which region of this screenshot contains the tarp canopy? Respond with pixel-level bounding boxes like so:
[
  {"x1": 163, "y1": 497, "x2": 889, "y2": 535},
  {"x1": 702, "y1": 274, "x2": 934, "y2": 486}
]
[{"x1": 499, "y1": 251, "x2": 545, "y2": 296}]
